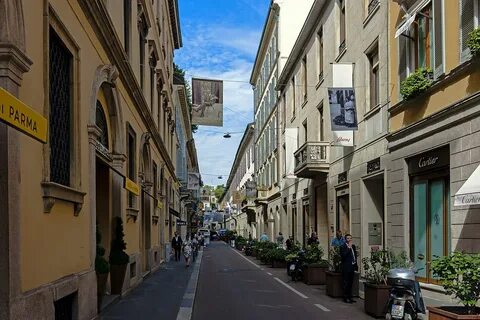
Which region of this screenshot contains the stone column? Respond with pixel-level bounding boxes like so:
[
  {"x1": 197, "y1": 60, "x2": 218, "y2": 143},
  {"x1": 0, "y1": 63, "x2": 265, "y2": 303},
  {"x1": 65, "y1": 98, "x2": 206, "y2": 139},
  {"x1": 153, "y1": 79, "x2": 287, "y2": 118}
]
[{"x1": 0, "y1": 1, "x2": 32, "y2": 319}]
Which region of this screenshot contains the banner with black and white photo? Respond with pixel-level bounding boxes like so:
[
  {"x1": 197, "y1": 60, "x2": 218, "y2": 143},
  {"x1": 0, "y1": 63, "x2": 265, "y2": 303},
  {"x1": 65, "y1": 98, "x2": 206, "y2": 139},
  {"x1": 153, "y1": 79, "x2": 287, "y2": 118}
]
[
  {"x1": 187, "y1": 172, "x2": 200, "y2": 190},
  {"x1": 328, "y1": 88, "x2": 358, "y2": 131},
  {"x1": 191, "y1": 78, "x2": 223, "y2": 127}
]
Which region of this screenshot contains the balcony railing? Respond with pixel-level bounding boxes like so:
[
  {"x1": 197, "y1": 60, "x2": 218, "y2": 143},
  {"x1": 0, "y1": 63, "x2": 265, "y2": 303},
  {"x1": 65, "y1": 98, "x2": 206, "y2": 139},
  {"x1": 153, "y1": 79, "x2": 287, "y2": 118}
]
[
  {"x1": 368, "y1": 0, "x2": 379, "y2": 15},
  {"x1": 294, "y1": 141, "x2": 330, "y2": 178}
]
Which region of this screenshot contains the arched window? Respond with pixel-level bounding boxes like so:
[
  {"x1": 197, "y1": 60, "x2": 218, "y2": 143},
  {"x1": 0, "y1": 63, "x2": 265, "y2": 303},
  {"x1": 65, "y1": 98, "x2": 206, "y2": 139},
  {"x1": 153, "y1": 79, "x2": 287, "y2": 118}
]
[{"x1": 96, "y1": 100, "x2": 109, "y2": 149}]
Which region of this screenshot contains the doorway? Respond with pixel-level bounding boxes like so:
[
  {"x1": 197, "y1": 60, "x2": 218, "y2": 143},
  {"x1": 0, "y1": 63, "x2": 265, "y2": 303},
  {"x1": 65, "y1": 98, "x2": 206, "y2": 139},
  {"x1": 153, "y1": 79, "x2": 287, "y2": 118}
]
[
  {"x1": 336, "y1": 189, "x2": 350, "y2": 235},
  {"x1": 302, "y1": 203, "x2": 310, "y2": 246},
  {"x1": 411, "y1": 176, "x2": 449, "y2": 283},
  {"x1": 362, "y1": 174, "x2": 385, "y2": 256},
  {"x1": 141, "y1": 189, "x2": 151, "y2": 274},
  {"x1": 96, "y1": 159, "x2": 111, "y2": 262},
  {"x1": 291, "y1": 206, "x2": 297, "y2": 242}
]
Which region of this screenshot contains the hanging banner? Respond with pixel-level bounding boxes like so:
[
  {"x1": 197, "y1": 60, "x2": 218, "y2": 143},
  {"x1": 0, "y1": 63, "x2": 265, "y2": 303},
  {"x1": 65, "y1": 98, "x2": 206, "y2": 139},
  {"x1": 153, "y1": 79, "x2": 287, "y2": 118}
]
[
  {"x1": 157, "y1": 200, "x2": 163, "y2": 209},
  {"x1": 285, "y1": 127, "x2": 298, "y2": 178},
  {"x1": 125, "y1": 178, "x2": 140, "y2": 196},
  {"x1": 187, "y1": 172, "x2": 200, "y2": 190},
  {"x1": 191, "y1": 78, "x2": 223, "y2": 127},
  {"x1": 245, "y1": 180, "x2": 257, "y2": 199},
  {"x1": 332, "y1": 63, "x2": 353, "y2": 87},
  {"x1": 328, "y1": 88, "x2": 358, "y2": 131},
  {"x1": 332, "y1": 131, "x2": 354, "y2": 147}
]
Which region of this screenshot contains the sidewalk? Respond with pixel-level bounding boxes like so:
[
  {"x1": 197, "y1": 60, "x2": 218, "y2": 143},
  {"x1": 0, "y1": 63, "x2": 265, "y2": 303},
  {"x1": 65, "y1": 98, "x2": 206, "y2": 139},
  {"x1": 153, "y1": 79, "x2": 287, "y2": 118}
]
[{"x1": 99, "y1": 250, "x2": 203, "y2": 320}]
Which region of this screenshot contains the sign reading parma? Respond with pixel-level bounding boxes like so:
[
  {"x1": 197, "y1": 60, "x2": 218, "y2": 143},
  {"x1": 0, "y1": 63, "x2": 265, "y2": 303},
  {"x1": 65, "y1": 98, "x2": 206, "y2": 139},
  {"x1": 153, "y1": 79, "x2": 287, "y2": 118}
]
[
  {"x1": 0, "y1": 87, "x2": 47, "y2": 143},
  {"x1": 191, "y1": 78, "x2": 223, "y2": 127},
  {"x1": 328, "y1": 88, "x2": 358, "y2": 131}
]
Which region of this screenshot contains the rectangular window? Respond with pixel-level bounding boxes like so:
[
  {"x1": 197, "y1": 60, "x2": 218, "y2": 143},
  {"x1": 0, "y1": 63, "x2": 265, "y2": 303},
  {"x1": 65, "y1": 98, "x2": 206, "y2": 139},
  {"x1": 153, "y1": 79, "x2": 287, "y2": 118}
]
[
  {"x1": 291, "y1": 77, "x2": 296, "y2": 119},
  {"x1": 368, "y1": 44, "x2": 380, "y2": 109},
  {"x1": 281, "y1": 94, "x2": 286, "y2": 131},
  {"x1": 139, "y1": 16, "x2": 148, "y2": 89},
  {"x1": 153, "y1": 162, "x2": 158, "y2": 198},
  {"x1": 124, "y1": 0, "x2": 131, "y2": 55},
  {"x1": 317, "y1": 28, "x2": 324, "y2": 81},
  {"x1": 339, "y1": 0, "x2": 346, "y2": 52},
  {"x1": 461, "y1": 0, "x2": 480, "y2": 61},
  {"x1": 303, "y1": 120, "x2": 308, "y2": 144},
  {"x1": 127, "y1": 125, "x2": 136, "y2": 207},
  {"x1": 302, "y1": 55, "x2": 307, "y2": 101},
  {"x1": 282, "y1": 144, "x2": 286, "y2": 176},
  {"x1": 318, "y1": 103, "x2": 324, "y2": 141},
  {"x1": 150, "y1": 54, "x2": 156, "y2": 112},
  {"x1": 415, "y1": 3, "x2": 433, "y2": 70},
  {"x1": 49, "y1": 27, "x2": 72, "y2": 186}
]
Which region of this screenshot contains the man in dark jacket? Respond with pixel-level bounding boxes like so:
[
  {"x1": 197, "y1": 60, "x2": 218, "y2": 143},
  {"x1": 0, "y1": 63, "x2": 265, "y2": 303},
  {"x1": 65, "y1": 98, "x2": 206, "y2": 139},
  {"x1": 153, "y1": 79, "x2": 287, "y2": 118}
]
[
  {"x1": 340, "y1": 233, "x2": 358, "y2": 303},
  {"x1": 172, "y1": 232, "x2": 183, "y2": 261}
]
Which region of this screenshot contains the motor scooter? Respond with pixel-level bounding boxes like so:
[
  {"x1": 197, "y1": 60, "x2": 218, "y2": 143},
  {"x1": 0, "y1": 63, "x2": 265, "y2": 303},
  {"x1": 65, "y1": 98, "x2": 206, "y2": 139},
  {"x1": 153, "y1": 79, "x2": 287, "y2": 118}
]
[
  {"x1": 244, "y1": 241, "x2": 253, "y2": 256},
  {"x1": 289, "y1": 250, "x2": 305, "y2": 282},
  {"x1": 385, "y1": 268, "x2": 426, "y2": 320}
]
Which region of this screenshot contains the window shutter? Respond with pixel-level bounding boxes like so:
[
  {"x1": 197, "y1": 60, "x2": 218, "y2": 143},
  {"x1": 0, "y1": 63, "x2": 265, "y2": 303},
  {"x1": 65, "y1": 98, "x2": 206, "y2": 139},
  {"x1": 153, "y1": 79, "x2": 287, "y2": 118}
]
[
  {"x1": 460, "y1": 0, "x2": 475, "y2": 62},
  {"x1": 433, "y1": 0, "x2": 444, "y2": 78},
  {"x1": 398, "y1": 35, "x2": 408, "y2": 99}
]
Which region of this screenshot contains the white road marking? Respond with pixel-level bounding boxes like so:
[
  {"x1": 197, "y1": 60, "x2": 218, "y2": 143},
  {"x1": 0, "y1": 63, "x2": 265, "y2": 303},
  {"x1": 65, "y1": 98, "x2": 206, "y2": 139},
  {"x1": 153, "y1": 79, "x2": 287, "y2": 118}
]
[
  {"x1": 273, "y1": 277, "x2": 308, "y2": 299},
  {"x1": 267, "y1": 272, "x2": 272, "y2": 275},
  {"x1": 231, "y1": 247, "x2": 261, "y2": 269},
  {"x1": 315, "y1": 303, "x2": 331, "y2": 312}
]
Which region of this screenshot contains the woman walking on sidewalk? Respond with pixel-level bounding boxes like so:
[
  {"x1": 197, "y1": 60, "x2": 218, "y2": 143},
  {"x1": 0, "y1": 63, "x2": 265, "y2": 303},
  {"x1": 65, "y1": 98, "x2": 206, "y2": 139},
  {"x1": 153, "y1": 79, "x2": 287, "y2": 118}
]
[{"x1": 183, "y1": 239, "x2": 193, "y2": 267}]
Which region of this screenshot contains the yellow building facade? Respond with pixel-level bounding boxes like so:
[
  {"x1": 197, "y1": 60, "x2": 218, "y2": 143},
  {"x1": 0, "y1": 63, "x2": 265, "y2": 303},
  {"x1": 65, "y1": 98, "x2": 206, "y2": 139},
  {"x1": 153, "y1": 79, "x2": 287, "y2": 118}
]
[
  {"x1": 0, "y1": 0, "x2": 182, "y2": 318},
  {"x1": 387, "y1": 0, "x2": 480, "y2": 284}
]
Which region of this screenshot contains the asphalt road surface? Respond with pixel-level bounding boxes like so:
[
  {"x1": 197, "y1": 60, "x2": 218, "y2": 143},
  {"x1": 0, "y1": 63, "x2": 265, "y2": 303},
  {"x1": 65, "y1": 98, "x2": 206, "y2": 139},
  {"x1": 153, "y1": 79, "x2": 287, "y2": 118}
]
[{"x1": 192, "y1": 242, "x2": 373, "y2": 320}]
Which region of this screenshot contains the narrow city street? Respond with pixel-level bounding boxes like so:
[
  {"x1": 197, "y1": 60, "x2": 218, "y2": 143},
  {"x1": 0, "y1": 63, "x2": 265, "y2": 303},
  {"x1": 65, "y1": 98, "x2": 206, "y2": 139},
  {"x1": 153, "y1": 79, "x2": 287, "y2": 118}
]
[{"x1": 193, "y1": 242, "x2": 372, "y2": 320}]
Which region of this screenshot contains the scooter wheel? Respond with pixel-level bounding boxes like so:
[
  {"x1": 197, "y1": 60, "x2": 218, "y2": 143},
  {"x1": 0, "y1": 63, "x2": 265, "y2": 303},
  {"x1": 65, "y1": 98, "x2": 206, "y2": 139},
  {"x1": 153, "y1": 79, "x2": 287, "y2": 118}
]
[
  {"x1": 385, "y1": 313, "x2": 392, "y2": 320},
  {"x1": 403, "y1": 314, "x2": 412, "y2": 320}
]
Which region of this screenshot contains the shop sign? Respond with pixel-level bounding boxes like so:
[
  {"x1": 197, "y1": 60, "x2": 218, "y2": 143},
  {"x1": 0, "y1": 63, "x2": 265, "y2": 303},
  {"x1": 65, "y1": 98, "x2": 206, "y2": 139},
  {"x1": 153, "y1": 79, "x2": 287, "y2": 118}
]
[
  {"x1": 367, "y1": 158, "x2": 381, "y2": 174},
  {"x1": 125, "y1": 178, "x2": 140, "y2": 196},
  {"x1": 408, "y1": 146, "x2": 449, "y2": 175},
  {"x1": 176, "y1": 219, "x2": 187, "y2": 226},
  {"x1": 157, "y1": 200, "x2": 163, "y2": 209},
  {"x1": 0, "y1": 87, "x2": 48, "y2": 143}
]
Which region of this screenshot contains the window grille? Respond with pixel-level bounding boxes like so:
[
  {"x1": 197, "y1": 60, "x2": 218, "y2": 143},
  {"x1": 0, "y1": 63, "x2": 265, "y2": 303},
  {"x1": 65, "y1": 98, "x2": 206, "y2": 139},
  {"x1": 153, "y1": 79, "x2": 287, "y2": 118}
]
[{"x1": 49, "y1": 28, "x2": 72, "y2": 186}]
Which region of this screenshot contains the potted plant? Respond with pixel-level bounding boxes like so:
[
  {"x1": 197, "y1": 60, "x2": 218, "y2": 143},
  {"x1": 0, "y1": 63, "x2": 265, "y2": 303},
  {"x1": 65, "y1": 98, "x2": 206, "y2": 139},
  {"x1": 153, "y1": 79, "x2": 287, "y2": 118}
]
[
  {"x1": 362, "y1": 249, "x2": 411, "y2": 317},
  {"x1": 95, "y1": 224, "x2": 109, "y2": 310},
  {"x1": 428, "y1": 252, "x2": 480, "y2": 319},
  {"x1": 467, "y1": 28, "x2": 480, "y2": 58},
  {"x1": 270, "y1": 247, "x2": 288, "y2": 268},
  {"x1": 303, "y1": 245, "x2": 329, "y2": 285},
  {"x1": 400, "y1": 68, "x2": 433, "y2": 100},
  {"x1": 326, "y1": 246, "x2": 359, "y2": 298},
  {"x1": 109, "y1": 217, "x2": 129, "y2": 295}
]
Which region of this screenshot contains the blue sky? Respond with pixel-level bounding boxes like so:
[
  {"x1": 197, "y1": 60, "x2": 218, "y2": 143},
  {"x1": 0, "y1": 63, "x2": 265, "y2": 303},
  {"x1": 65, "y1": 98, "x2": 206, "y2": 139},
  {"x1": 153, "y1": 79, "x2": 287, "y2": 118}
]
[{"x1": 175, "y1": 0, "x2": 270, "y2": 186}]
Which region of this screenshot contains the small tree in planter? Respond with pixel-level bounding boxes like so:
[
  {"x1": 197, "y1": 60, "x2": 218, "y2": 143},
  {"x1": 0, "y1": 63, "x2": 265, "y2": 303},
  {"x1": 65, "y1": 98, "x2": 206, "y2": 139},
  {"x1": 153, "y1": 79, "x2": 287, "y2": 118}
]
[
  {"x1": 428, "y1": 252, "x2": 480, "y2": 319},
  {"x1": 109, "y1": 217, "x2": 129, "y2": 295},
  {"x1": 270, "y1": 247, "x2": 288, "y2": 268},
  {"x1": 400, "y1": 68, "x2": 433, "y2": 101},
  {"x1": 95, "y1": 224, "x2": 109, "y2": 310},
  {"x1": 303, "y1": 245, "x2": 329, "y2": 285},
  {"x1": 467, "y1": 28, "x2": 480, "y2": 58}
]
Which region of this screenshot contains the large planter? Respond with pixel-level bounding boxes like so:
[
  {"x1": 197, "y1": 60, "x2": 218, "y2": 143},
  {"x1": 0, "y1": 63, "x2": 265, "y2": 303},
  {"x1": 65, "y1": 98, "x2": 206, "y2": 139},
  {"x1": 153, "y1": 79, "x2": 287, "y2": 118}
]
[
  {"x1": 96, "y1": 272, "x2": 109, "y2": 309},
  {"x1": 303, "y1": 264, "x2": 328, "y2": 285},
  {"x1": 364, "y1": 282, "x2": 390, "y2": 318},
  {"x1": 272, "y1": 260, "x2": 287, "y2": 268},
  {"x1": 110, "y1": 264, "x2": 127, "y2": 295},
  {"x1": 427, "y1": 306, "x2": 480, "y2": 320},
  {"x1": 326, "y1": 271, "x2": 359, "y2": 298}
]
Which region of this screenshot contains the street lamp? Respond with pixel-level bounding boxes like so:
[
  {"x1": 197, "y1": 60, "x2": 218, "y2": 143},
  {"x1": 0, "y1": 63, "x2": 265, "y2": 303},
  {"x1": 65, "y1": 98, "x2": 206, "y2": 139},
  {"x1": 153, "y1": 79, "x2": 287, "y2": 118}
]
[{"x1": 223, "y1": 132, "x2": 232, "y2": 138}]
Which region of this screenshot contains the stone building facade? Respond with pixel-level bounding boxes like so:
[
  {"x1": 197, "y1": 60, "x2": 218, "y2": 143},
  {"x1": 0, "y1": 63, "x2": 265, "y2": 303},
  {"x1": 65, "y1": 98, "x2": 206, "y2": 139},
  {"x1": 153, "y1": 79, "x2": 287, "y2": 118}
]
[{"x1": 0, "y1": 0, "x2": 184, "y2": 318}]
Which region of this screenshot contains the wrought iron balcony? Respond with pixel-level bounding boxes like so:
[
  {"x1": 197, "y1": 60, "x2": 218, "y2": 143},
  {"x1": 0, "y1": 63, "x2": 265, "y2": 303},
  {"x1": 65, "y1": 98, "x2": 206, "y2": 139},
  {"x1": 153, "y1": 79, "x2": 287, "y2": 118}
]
[{"x1": 294, "y1": 141, "x2": 330, "y2": 178}]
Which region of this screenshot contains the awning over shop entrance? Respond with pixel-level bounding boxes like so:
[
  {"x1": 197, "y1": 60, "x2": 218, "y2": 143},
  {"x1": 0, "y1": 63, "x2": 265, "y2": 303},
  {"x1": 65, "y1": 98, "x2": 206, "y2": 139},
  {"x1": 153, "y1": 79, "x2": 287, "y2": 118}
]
[{"x1": 455, "y1": 164, "x2": 480, "y2": 206}]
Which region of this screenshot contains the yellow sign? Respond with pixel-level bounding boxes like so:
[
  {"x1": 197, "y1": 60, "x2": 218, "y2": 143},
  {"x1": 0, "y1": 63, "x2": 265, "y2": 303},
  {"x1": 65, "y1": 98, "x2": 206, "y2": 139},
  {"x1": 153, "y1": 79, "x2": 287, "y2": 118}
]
[
  {"x1": 125, "y1": 178, "x2": 140, "y2": 196},
  {"x1": 0, "y1": 87, "x2": 47, "y2": 143},
  {"x1": 157, "y1": 200, "x2": 163, "y2": 209}
]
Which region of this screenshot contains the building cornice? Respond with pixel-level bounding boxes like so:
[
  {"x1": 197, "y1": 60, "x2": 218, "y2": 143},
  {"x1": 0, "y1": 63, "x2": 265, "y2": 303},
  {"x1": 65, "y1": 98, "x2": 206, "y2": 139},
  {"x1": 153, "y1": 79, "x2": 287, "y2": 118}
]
[
  {"x1": 78, "y1": 0, "x2": 176, "y2": 178},
  {"x1": 167, "y1": 0, "x2": 182, "y2": 48}
]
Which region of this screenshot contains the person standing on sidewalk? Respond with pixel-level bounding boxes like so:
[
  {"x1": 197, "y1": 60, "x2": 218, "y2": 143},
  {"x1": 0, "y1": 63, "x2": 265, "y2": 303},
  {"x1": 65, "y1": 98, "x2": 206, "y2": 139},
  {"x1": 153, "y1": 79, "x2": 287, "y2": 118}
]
[
  {"x1": 276, "y1": 232, "x2": 284, "y2": 247},
  {"x1": 331, "y1": 229, "x2": 346, "y2": 247},
  {"x1": 183, "y1": 239, "x2": 192, "y2": 267},
  {"x1": 340, "y1": 233, "x2": 358, "y2": 304},
  {"x1": 172, "y1": 232, "x2": 183, "y2": 262}
]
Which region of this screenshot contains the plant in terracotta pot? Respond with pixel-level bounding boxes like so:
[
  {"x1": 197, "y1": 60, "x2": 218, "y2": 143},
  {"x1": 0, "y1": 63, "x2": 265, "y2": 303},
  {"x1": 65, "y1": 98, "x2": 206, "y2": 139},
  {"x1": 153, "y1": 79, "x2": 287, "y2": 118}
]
[
  {"x1": 270, "y1": 247, "x2": 288, "y2": 268},
  {"x1": 95, "y1": 224, "x2": 109, "y2": 310},
  {"x1": 109, "y1": 217, "x2": 129, "y2": 295},
  {"x1": 303, "y1": 244, "x2": 329, "y2": 285},
  {"x1": 428, "y1": 252, "x2": 480, "y2": 319},
  {"x1": 362, "y1": 249, "x2": 397, "y2": 317}
]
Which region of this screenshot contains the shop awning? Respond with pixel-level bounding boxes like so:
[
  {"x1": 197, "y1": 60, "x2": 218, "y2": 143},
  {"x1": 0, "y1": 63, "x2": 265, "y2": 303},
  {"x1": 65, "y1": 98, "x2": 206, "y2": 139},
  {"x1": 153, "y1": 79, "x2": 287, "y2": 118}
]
[{"x1": 454, "y1": 165, "x2": 480, "y2": 206}]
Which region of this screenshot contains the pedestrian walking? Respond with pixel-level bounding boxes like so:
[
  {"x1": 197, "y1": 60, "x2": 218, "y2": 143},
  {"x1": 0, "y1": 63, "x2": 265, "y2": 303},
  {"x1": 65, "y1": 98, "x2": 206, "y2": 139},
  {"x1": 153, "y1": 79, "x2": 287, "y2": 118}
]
[
  {"x1": 340, "y1": 233, "x2": 358, "y2": 304},
  {"x1": 331, "y1": 229, "x2": 346, "y2": 247},
  {"x1": 171, "y1": 232, "x2": 183, "y2": 262},
  {"x1": 285, "y1": 236, "x2": 294, "y2": 250},
  {"x1": 183, "y1": 239, "x2": 192, "y2": 267},
  {"x1": 248, "y1": 232, "x2": 253, "y2": 241},
  {"x1": 276, "y1": 232, "x2": 284, "y2": 247},
  {"x1": 259, "y1": 232, "x2": 269, "y2": 242},
  {"x1": 192, "y1": 235, "x2": 199, "y2": 261}
]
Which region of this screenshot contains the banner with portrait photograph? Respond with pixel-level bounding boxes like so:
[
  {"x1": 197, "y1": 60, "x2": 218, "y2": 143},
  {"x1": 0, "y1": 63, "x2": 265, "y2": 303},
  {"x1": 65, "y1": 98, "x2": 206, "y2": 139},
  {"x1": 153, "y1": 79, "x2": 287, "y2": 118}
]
[
  {"x1": 328, "y1": 88, "x2": 358, "y2": 131},
  {"x1": 191, "y1": 78, "x2": 223, "y2": 127},
  {"x1": 187, "y1": 172, "x2": 200, "y2": 190}
]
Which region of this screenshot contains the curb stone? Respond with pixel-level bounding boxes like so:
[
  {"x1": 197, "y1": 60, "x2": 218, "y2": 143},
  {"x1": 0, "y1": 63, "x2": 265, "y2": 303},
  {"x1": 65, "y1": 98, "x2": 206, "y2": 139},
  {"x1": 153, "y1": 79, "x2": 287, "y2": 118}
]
[{"x1": 176, "y1": 249, "x2": 203, "y2": 320}]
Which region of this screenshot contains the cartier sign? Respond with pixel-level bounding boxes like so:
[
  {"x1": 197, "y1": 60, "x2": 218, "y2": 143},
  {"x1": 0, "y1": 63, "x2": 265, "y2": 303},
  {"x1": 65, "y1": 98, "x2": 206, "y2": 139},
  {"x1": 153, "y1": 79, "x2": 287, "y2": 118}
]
[{"x1": 408, "y1": 146, "x2": 449, "y2": 175}]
